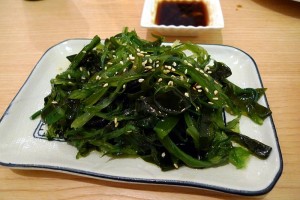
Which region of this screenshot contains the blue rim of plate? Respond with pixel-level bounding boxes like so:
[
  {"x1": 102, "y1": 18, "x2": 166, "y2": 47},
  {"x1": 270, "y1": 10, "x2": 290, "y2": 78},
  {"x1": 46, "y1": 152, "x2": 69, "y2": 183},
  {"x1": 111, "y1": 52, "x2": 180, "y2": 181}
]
[{"x1": 0, "y1": 38, "x2": 283, "y2": 196}]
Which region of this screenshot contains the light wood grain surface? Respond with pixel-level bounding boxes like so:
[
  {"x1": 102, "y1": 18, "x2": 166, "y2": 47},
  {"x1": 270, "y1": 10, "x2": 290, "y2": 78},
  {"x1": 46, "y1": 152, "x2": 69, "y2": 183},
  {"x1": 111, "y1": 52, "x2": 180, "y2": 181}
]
[{"x1": 0, "y1": 0, "x2": 299, "y2": 199}]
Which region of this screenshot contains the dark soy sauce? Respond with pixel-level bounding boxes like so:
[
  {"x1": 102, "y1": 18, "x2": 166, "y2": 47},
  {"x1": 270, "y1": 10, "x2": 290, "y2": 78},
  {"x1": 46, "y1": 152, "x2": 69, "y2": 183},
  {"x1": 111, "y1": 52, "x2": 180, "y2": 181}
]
[{"x1": 155, "y1": 1, "x2": 209, "y2": 27}]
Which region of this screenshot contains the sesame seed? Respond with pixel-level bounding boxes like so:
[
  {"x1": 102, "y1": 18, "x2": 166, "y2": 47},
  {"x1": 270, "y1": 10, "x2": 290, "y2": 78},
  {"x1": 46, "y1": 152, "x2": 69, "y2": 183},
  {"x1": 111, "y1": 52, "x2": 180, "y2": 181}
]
[
  {"x1": 138, "y1": 78, "x2": 145, "y2": 83},
  {"x1": 196, "y1": 106, "x2": 200, "y2": 111},
  {"x1": 120, "y1": 61, "x2": 124, "y2": 65},
  {"x1": 114, "y1": 117, "x2": 118, "y2": 124},
  {"x1": 149, "y1": 58, "x2": 153, "y2": 63},
  {"x1": 163, "y1": 70, "x2": 170, "y2": 74},
  {"x1": 82, "y1": 50, "x2": 86, "y2": 53},
  {"x1": 204, "y1": 73, "x2": 208, "y2": 77},
  {"x1": 156, "y1": 64, "x2": 160, "y2": 68},
  {"x1": 104, "y1": 66, "x2": 107, "y2": 70},
  {"x1": 171, "y1": 67, "x2": 176, "y2": 72},
  {"x1": 161, "y1": 152, "x2": 166, "y2": 158},
  {"x1": 184, "y1": 69, "x2": 188, "y2": 74},
  {"x1": 184, "y1": 60, "x2": 188, "y2": 64},
  {"x1": 172, "y1": 62, "x2": 177, "y2": 67},
  {"x1": 103, "y1": 83, "x2": 108, "y2": 87},
  {"x1": 113, "y1": 55, "x2": 116, "y2": 58},
  {"x1": 145, "y1": 66, "x2": 153, "y2": 70},
  {"x1": 96, "y1": 75, "x2": 101, "y2": 80},
  {"x1": 87, "y1": 71, "x2": 90, "y2": 76},
  {"x1": 188, "y1": 63, "x2": 192, "y2": 67},
  {"x1": 198, "y1": 89, "x2": 202, "y2": 93},
  {"x1": 196, "y1": 85, "x2": 202, "y2": 89},
  {"x1": 68, "y1": 74, "x2": 71, "y2": 79},
  {"x1": 200, "y1": 69, "x2": 204, "y2": 73},
  {"x1": 184, "y1": 92, "x2": 189, "y2": 97},
  {"x1": 107, "y1": 62, "x2": 113, "y2": 65},
  {"x1": 81, "y1": 76, "x2": 86, "y2": 80},
  {"x1": 208, "y1": 102, "x2": 214, "y2": 105},
  {"x1": 137, "y1": 53, "x2": 144, "y2": 57},
  {"x1": 142, "y1": 60, "x2": 148, "y2": 66},
  {"x1": 207, "y1": 71, "x2": 212, "y2": 74},
  {"x1": 123, "y1": 84, "x2": 126, "y2": 89},
  {"x1": 80, "y1": 67, "x2": 83, "y2": 71},
  {"x1": 168, "y1": 81, "x2": 174, "y2": 86},
  {"x1": 137, "y1": 48, "x2": 140, "y2": 52},
  {"x1": 165, "y1": 65, "x2": 172, "y2": 70},
  {"x1": 180, "y1": 76, "x2": 184, "y2": 81},
  {"x1": 174, "y1": 163, "x2": 179, "y2": 169},
  {"x1": 156, "y1": 60, "x2": 159, "y2": 64},
  {"x1": 157, "y1": 78, "x2": 163, "y2": 83},
  {"x1": 213, "y1": 97, "x2": 219, "y2": 100},
  {"x1": 204, "y1": 66, "x2": 210, "y2": 72},
  {"x1": 214, "y1": 90, "x2": 218, "y2": 95},
  {"x1": 52, "y1": 101, "x2": 58, "y2": 104},
  {"x1": 205, "y1": 87, "x2": 209, "y2": 92},
  {"x1": 123, "y1": 68, "x2": 127, "y2": 72}
]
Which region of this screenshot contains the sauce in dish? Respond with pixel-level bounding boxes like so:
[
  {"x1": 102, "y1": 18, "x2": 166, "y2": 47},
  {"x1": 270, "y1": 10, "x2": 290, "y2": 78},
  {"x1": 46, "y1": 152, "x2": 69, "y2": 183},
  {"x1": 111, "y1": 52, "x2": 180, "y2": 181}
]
[{"x1": 154, "y1": 1, "x2": 209, "y2": 26}]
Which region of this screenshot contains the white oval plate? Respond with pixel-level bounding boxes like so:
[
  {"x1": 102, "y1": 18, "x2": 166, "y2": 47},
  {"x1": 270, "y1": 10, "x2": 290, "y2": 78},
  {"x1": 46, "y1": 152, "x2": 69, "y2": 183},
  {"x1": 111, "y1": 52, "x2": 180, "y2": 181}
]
[{"x1": 0, "y1": 39, "x2": 282, "y2": 196}]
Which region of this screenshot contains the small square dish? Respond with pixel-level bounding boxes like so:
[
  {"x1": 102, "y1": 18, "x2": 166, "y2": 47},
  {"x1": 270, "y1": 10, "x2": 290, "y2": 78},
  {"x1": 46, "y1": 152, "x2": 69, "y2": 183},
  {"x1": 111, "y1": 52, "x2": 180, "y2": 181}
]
[{"x1": 140, "y1": 0, "x2": 224, "y2": 36}]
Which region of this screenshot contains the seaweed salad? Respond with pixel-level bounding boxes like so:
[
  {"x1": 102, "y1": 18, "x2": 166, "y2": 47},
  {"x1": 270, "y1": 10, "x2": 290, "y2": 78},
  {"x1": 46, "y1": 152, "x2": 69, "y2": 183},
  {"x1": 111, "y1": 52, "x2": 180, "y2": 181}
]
[{"x1": 31, "y1": 28, "x2": 272, "y2": 171}]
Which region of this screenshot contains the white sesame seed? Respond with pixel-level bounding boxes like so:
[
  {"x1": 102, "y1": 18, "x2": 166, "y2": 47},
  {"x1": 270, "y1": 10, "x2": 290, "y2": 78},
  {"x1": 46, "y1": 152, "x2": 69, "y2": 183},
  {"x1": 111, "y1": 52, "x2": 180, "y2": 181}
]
[
  {"x1": 174, "y1": 163, "x2": 179, "y2": 169},
  {"x1": 68, "y1": 74, "x2": 71, "y2": 79},
  {"x1": 195, "y1": 68, "x2": 200, "y2": 71},
  {"x1": 188, "y1": 63, "x2": 192, "y2": 67},
  {"x1": 149, "y1": 58, "x2": 153, "y2": 63},
  {"x1": 204, "y1": 73, "x2": 208, "y2": 77},
  {"x1": 163, "y1": 70, "x2": 170, "y2": 74},
  {"x1": 196, "y1": 106, "x2": 200, "y2": 111},
  {"x1": 123, "y1": 68, "x2": 127, "y2": 72},
  {"x1": 87, "y1": 71, "x2": 90, "y2": 76},
  {"x1": 156, "y1": 64, "x2": 160, "y2": 68},
  {"x1": 161, "y1": 152, "x2": 166, "y2": 158},
  {"x1": 137, "y1": 48, "x2": 140, "y2": 52},
  {"x1": 158, "y1": 78, "x2": 163, "y2": 83},
  {"x1": 123, "y1": 84, "x2": 126, "y2": 89},
  {"x1": 104, "y1": 66, "x2": 107, "y2": 70},
  {"x1": 172, "y1": 62, "x2": 177, "y2": 67},
  {"x1": 113, "y1": 55, "x2": 116, "y2": 58},
  {"x1": 52, "y1": 101, "x2": 58, "y2": 104},
  {"x1": 82, "y1": 50, "x2": 86, "y2": 53},
  {"x1": 200, "y1": 69, "x2": 204, "y2": 73},
  {"x1": 213, "y1": 97, "x2": 219, "y2": 100},
  {"x1": 171, "y1": 67, "x2": 176, "y2": 72},
  {"x1": 103, "y1": 83, "x2": 108, "y2": 87},
  {"x1": 205, "y1": 87, "x2": 209, "y2": 92},
  {"x1": 96, "y1": 75, "x2": 101, "y2": 80},
  {"x1": 145, "y1": 66, "x2": 153, "y2": 70},
  {"x1": 198, "y1": 89, "x2": 202, "y2": 93},
  {"x1": 204, "y1": 66, "x2": 210, "y2": 72},
  {"x1": 156, "y1": 60, "x2": 159, "y2": 64},
  {"x1": 184, "y1": 92, "x2": 189, "y2": 97},
  {"x1": 120, "y1": 61, "x2": 124, "y2": 65},
  {"x1": 208, "y1": 101, "x2": 214, "y2": 105},
  {"x1": 184, "y1": 69, "x2": 188, "y2": 74},
  {"x1": 107, "y1": 62, "x2": 113, "y2": 65},
  {"x1": 196, "y1": 85, "x2": 202, "y2": 89},
  {"x1": 214, "y1": 90, "x2": 218, "y2": 95},
  {"x1": 165, "y1": 65, "x2": 172, "y2": 70},
  {"x1": 142, "y1": 60, "x2": 148, "y2": 66},
  {"x1": 81, "y1": 76, "x2": 86, "y2": 80},
  {"x1": 137, "y1": 53, "x2": 144, "y2": 57},
  {"x1": 168, "y1": 81, "x2": 174, "y2": 86},
  {"x1": 138, "y1": 78, "x2": 145, "y2": 83},
  {"x1": 207, "y1": 71, "x2": 212, "y2": 74},
  {"x1": 80, "y1": 67, "x2": 83, "y2": 71},
  {"x1": 184, "y1": 60, "x2": 188, "y2": 64}
]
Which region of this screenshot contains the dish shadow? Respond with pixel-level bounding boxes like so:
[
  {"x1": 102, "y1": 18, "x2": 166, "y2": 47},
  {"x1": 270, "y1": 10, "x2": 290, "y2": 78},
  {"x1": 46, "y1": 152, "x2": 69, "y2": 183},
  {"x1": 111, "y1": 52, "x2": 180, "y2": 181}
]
[
  {"x1": 251, "y1": 0, "x2": 300, "y2": 18},
  {"x1": 12, "y1": 169, "x2": 266, "y2": 199},
  {"x1": 145, "y1": 29, "x2": 223, "y2": 44}
]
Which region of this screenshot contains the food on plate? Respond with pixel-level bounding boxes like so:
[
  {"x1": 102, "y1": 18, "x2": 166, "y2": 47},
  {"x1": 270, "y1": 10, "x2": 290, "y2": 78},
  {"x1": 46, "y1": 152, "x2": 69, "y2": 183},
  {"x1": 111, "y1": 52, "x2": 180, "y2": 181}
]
[{"x1": 31, "y1": 28, "x2": 272, "y2": 171}]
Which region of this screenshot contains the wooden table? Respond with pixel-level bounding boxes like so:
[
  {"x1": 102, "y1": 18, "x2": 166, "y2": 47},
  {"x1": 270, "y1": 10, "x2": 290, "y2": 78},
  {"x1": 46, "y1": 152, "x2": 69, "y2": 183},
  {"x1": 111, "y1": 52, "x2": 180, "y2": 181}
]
[{"x1": 0, "y1": 0, "x2": 299, "y2": 199}]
